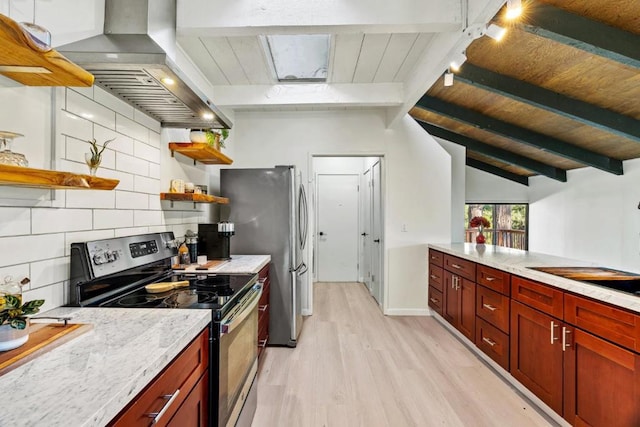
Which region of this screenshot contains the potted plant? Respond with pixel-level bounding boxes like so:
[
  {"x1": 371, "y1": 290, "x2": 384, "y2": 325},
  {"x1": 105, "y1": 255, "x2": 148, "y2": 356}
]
[
  {"x1": 189, "y1": 128, "x2": 229, "y2": 150},
  {"x1": 0, "y1": 279, "x2": 44, "y2": 351},
  {"x1": 85, "y1": 137, "x2": 115, "y2": 176}
]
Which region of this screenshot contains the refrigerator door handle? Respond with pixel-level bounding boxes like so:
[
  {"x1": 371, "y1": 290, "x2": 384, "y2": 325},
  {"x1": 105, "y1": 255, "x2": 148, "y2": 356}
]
[
  {"x1": 296, "y1": 262, "x2": 308, "y2": 276},
  {"x1": 298, "y1": 183, "x2": 308, "y2": 250}
]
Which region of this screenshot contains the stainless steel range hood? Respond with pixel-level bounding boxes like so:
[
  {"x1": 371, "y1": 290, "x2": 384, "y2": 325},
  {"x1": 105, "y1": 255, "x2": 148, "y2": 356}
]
[{"x1": 58, "y1": 0, "x2": 230, "y2": 129}]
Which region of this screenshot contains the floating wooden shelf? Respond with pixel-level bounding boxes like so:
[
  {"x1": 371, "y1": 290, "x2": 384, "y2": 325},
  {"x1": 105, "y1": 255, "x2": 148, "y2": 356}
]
[
  {"x1": 160, "y1": 192, "x2": 229, "y2": 208},
  {"x1": 0, "y1": 14, "x2": 94, "y2": 87},
  {"x1": 0, "y1": 164, "x2": 119, "y2": 190},
  {"x1": 169, "y1": 143, "x2": 233, "y2": 165}
]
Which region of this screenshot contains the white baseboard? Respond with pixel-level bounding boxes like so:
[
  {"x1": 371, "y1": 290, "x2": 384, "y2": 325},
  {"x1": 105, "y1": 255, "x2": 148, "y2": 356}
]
[
  {"x1": 383, "y1": 308, "x2": 431, "y2": 316},
  {"x1": 301, "y1": 309, "x2": 312, "y2": 316}
]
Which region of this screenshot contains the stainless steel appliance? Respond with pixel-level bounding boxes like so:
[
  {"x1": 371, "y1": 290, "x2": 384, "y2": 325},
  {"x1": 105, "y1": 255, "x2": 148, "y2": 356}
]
[
  {"x1": 199, "y1": 222, "x2": 235, "y2": 260},
  {"x1": 221, "y1": 166, "x2": 308, "y2": 347},
  {"x1": 69, "y1": 232, "x2": 259, "y2": 427}
]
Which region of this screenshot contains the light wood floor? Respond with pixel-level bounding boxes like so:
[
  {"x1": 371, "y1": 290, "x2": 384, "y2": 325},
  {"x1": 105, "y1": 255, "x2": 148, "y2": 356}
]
[{"x1": 252, "y1": 282, "x2": 554, "y2": 427}]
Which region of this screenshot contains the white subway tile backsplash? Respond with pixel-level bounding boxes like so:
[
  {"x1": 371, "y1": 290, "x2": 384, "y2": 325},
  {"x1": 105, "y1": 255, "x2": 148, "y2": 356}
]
[
  {"x1": 116, "y1": 115, "x2": 149, "y2": 143},
  {"x1": 148, "y1": 195, "x2": 162, "y2": 210},
  {"x1": 0, "y1": 207, "x2": 30, "y2": 237},
  {"x1": 65, "y1": 229, "x2": 115, "y2": 256},
  {"x1": 0, "y1": 234, "x2": 65, "y2": 267},
  {"x1": 148, "y1": 225, "x2": 171, "y2": 233},
  {"x1": 94, "y1": 87, "x2": 134, "y2": 119},
  {"x1": 134, "y1": 141, "x2": 160, "y2": 164},
  {"x1": 133, "y1": 110, "x2": 161, "y2": 134},
  {"x1": 32, "y1": 208, "x2": 92, "y2": 234},
  {"x1": 134, "y1": 175, "x2": 160, "y2": 194},
  {"x1": 66, "y1": 90, "x2": 116, "y2": 130},
  {"x1": 0, "y1": 264, "x2": 30, "y2": 285},
  {"x1": 116, "y1": 191, "x2": 149, "y2": 210},
  {"x1": 59, "y1": 112, "x2": 92, "y2": 141},
  {"x1": 69, "y1": 86, "x2": 94, "y2": 99},
  {"x1": 116, "y1": 152, "x2": 149, "y2": 176},
  {"x1": 95, "y1": 125, "x2": 134, "y2": 156},
  {"x1": 148, "y1": 132, "x2": 161, "y2": 149},
  {"x1": 134, "y1": 210, "x2": 162, "y2": 227},
  {"x1": 98, "y1": 169, "x2": 134, "y2": 192},
  {"x1": 66, "y1": 189, "x2": 116, "y2": 209},
  {"x1": 30, "y1": 257, "x2": 69, "y2": 289},
  {"x1": 162, "y1": 211, "x2": 184, "y2": 225},
  {"x1": 149, "y1": 162, "x2": 160, "y2": 179},
  {"x1": 114, "y1": 227, "x2": 149, "y2": 237},
  {"x1": 22, "y1": 282, "x2": 66, "y2": 313},
  {"x1": 93, "y1": 210, "x2": 134, "y2": 229}
]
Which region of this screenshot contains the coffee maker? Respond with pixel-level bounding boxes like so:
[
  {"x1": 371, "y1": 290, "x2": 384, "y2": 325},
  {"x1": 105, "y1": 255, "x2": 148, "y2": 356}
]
[{"x1": 198, "y1": 222, "x2": 234, "y2": 260}]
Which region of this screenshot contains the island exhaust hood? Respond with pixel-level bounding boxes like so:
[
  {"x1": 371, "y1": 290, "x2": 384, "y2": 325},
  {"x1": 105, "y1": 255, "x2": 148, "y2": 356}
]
[{"x1": 58, "y1": 0, "x2": 230, "y2": 129}]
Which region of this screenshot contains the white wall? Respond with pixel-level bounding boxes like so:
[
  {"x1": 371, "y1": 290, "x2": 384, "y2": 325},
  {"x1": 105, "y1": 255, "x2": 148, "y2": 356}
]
[
  {"x1": 529, "y1": 159, "x2": 640, "y2": 273},
  {"x1": 222, "y1": 110, "x2": 452, "y2": 315},
  {"x1": 0, "y1": 85, "x2": 211, "y2": 312},
  {"x1": 466, "y1": 167, "x2": 529, "y2": 203},
  {"x1": 435, "y1": 138, "x2": 466, "y2": 243}
]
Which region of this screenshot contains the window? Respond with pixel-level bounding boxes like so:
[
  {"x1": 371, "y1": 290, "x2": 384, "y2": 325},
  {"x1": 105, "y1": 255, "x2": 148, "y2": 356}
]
[
  {"x1": 465, "y1": 204, "x2": 528, "y2": 250},
  {"x1": 264, "y1": 34, "x2": 330, "y2": 82}
]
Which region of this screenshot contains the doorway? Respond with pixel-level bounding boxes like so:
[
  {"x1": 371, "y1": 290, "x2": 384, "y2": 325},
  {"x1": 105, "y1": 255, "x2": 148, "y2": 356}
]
[{"x1": 312, "y1": 156, "x2": 384, "y2": 308}]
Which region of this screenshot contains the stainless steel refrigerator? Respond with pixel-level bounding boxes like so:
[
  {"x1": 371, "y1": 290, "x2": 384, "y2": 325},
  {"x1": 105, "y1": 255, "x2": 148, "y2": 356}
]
[{"x1": 221, "y1": 166, "x2": 308, "y2": 347}]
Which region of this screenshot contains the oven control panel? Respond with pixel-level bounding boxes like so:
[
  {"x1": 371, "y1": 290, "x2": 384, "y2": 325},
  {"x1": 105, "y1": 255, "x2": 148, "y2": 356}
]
[{"x1": 129, "y1": 240, "x2": 158, "y2": 258}]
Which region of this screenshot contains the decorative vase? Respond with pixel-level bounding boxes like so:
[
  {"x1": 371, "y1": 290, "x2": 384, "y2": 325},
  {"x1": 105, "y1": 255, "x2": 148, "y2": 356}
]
[
  {"x1": 189, "y1": 129, "x2": 208, "y2": 143},
  {"x1": 476, "y1": 226, "x2": 486, "y2": 244},
  {"x1": 0, "y1": 322, "x2": 29, "y2": 351},
  {"x1": 85, "y1": 153, "x2": 101, "y2": 176}
]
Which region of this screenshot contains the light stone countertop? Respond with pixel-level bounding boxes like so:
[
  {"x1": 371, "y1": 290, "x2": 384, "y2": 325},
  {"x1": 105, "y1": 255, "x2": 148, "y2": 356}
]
[
  {"x1": 178, "y1": 254, "x2": 271, "y2": 274},
  {"x1": 429, "y1": 243, "x2": 640, "y2": 314},
  {"x1": 0, "y1": 307, "x2": 211, "y2": 427}
]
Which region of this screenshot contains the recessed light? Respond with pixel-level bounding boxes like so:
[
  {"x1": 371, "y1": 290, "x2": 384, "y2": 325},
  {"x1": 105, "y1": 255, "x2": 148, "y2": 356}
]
[
  {"x1": 161, "y1": 77, "x2": 175, "y2": 86},
  {"x1": 450, "y1": 52, "x2": 467, "y2": 72},
  {"x1": 485, "y1": 24, "x2": 507, "y2": 41},
  {"x1": 202, "y1": 112, "x2": 214, "y2": 120},
  {"x1": 505, "y1": 0, "x2": 523, "y2": 20}
]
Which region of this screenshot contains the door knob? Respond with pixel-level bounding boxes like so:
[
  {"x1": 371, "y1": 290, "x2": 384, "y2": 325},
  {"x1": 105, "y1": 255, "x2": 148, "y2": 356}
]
[
  {"x1": 361, "y1": 232, "x2": 368, "y2": 236},
  {"x1": 374, "y1": 239, "x2": 380, "y2": 243},
  {"x1": 319, "y1": 231, "x2": 325, "y2": 236}
]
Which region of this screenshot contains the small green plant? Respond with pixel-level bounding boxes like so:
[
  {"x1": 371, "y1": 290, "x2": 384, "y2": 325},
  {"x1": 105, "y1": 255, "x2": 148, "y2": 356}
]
[
  {"x1": 203, "y1": 129, "x2": 229, "y2": 149},
  {"x1": 0, "y1": 295, "x2": 44, "y2": 329},
  {"x1": 86, "y1": 137, "x2": 115, "y2": 166}
]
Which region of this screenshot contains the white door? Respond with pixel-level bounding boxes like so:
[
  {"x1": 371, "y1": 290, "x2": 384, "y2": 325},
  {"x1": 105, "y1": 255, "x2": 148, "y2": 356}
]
[
  {"x1": 371, "y1": 161, "x2": 383, "y2": 304},
  {"x1": 317, "y1": 174, "x2": 359, "y2": 282},
  {"x1": 362, "y1": 169, "x2": 372, "y2": 291}
]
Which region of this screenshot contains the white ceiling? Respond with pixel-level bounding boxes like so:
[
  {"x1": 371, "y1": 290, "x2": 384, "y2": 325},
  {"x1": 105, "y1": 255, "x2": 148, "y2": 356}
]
[{"x1": 175, "y1": 0, "x2": 506, "y2": 126}]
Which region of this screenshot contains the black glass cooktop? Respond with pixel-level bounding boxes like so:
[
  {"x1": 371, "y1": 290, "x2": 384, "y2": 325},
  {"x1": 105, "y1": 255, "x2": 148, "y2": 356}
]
[{"x1": 99, "y1": 274, "x2": 257, "y2": 317}]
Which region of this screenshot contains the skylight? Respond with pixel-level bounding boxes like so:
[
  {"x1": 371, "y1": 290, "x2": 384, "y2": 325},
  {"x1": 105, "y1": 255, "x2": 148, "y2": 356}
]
[{"x1": 264, "y1": 34, "x2": 330, "y2": 82}]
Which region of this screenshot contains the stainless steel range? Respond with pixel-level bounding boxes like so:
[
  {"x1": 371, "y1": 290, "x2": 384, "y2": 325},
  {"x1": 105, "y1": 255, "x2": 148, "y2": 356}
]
[{"x1": 70, "y1": 232, "x2": 260, "y2": 427}]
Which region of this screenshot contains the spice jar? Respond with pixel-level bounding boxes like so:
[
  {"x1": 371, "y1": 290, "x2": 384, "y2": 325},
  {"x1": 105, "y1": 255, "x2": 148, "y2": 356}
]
[{"x1": 178, "y1": 242, "x2": 190, "y2": 265}]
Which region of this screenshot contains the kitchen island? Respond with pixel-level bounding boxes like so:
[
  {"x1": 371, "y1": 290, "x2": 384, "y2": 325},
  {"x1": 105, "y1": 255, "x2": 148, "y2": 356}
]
[
  {"x1": 428, "y1": 243, "x2": 640, "y2": 427},
  {"x1": 0, "y1": 307, "x2": 210, "y2": 427}
]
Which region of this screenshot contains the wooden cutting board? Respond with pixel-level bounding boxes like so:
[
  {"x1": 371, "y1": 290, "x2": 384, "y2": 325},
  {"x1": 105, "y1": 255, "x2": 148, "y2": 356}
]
[
  {"x1": 172, "y1": 260, "x2": 229, "y2": 270},
  {"x1": 0, "y1": 322, "x2": 92, "y2": 376}
]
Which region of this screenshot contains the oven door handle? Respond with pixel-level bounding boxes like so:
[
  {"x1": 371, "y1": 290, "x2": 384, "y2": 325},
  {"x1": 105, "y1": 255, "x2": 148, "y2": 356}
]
[{"x1": 220, "y1": 284, "x2": 263, "y2": 336}]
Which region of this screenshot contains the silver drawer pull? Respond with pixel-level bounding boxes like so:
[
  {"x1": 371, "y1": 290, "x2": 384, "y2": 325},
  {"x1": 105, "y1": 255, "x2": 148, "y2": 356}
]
[
  {"x1": 562, "y1": 327, "x2": 571, "y2": 351},
  {"x1": 259, "y1": 305, "x2": 268, "y2": 312},
  {"x1": 451, "y1": 263, "x2": 462, "y2": 269},
  {"x1": 482, "y1": 337, "x2": 497, "y2": 347},
  {"x1": 430, "y1": 274, "x2": 437, "y2": 279},
  {"x1": 258, "y1": 277, "x2": 267, "y2": 284},
  {"x1": 147, "y1": 389, "x2": 180, "y2": 424},
  {"x1": 429, "y1": 297, "x2": 439, "y2": 304},
  {"x1": 482, "y1": 303, "x2": 497, "y2": 312},
  {"x1": 550, "y1": 321, "x2": 559, "y2": 344},
  {"x1": 485, "y1": 276, "x2": 496, "y2": 281},
  {"x1": 259, "y1": 338, "x2": 268, "y2": 347}
]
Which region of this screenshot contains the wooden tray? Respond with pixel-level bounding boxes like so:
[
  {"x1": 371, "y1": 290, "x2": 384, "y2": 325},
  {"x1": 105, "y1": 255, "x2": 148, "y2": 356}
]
[{"x1": 0, "y1": 322, "x2": 92, "y2": 376}]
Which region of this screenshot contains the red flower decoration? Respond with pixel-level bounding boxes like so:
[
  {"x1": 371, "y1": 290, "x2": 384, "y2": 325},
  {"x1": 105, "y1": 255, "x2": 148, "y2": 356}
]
[{"x1": 470, "y1": 216, "x2": 490, "y2": 228}]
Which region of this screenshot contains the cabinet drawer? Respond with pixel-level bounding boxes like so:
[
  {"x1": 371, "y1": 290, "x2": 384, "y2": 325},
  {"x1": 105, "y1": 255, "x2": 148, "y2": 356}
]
[
  {"x1": 565, "y1": 293, "x2": 640, "y2": 353},
  {"x1": 428, "y1": 264, "x2": 444, "y2": 292},
  {"x1": 428, "y1": 249, "x2": 443, "y2": 267},
  {"x1": 476, "y1": 317, "x2": 509, "y2": 371},
  {"x1": 512, "y1": 276, "x2": 563, "y2": 318},
  {"x1": 110, "y1": 328, "x2": 209, "y2": 427},
  {"x1": 428, "y1": 286, "x2": 443, "y2": 314},
  {"x1": 476, "y1": 285, "x2": 510, "y2": 333},
  {"x1": 444, "y1": 254, "x2": 476, "y2": 281},
  {"x1": 258, "y1": 264, "x2": 269, "y2": 279},
  {"x1": 258, "y1": 278, "x2": 270, "y2": 306},
  {"x1": 477, "y1": 265, "x2": 511, "y2": 296}
]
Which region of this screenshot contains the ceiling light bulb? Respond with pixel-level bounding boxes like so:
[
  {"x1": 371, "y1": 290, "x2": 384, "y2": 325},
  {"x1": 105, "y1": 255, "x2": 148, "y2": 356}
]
[
  {"x1": 449, "y1": 52, "x2": 467, "y2": 72},
  {"x1": 161, "y1": 77, "x2": 175, "y2": 85},
  {"x1": 202, "y1": 112, "x2": 214, "y2": 120},
  {"x1": 444, "y1": 71, "x2": 454, "y2": 87},
  {"x1": 506, "y1": 0, "x2": 522, "y2": 20},
  {"x1": 485, "y1": 24, "x2": 507, "y2": 41}
]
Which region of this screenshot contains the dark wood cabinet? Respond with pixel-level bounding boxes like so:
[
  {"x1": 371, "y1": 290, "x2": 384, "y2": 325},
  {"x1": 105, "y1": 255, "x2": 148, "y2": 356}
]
[
  {"x1": 563, "y1": 327, "x2": 640, "y2": 426},
  {"x1": 110, "y1": 328, "x2": 209, "y2": 427},
  {"x1": 512, "y1": 276, "x2": 563, "y2": 318},
  {"x1": 428, "y1": 249, "x2": 443, "y2": 266},
  {"x1": 428, "y1": 285, "x2": 443, "y2": 315},
  {"x1": 428, "y1": 264, "x2": 444, "y2": 292},
  {"x1": 257, "y1": 264, "x2": 270, "y2": 358},
  {"x1": 476, "y1": 264, "x2": 510, "y2": 296},
  {"x1": 476, "y1": 317, "x2": 509, "y2": 370},
  {"x1": 168, "y1": 370, "x2": 209, "y2": 427},
  {"x1": 510, "y1": 300, "x2": 564, "y2": 415},
  {"x1": 476, "y1": 284, "x2": 510, "y2": 334},
  {"x1": 443, "y1": 270, "x2": 476, "y2": 341},
  {"x1": 443, "y1": 254, "x2": 476, "y2": 281}
]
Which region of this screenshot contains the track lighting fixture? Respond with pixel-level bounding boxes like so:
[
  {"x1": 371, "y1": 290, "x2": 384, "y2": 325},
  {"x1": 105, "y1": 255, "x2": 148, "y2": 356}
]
[
  {"x1": 485, "y1": 23, "x2": 507, "y2": 41},
  {"x1": 444, "y1": 70, "x2": 454, "y2": 86},
  {"x1": 449, "y1": 52, "x2": 467, "y2": 72},
  {"x1": 505, "y1": 0, "x2": 523, "y2": 20}
]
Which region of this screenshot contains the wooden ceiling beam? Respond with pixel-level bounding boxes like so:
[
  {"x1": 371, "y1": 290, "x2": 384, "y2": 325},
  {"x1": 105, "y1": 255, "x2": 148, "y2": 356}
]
[
  {"x1": 416, "y1": 96, "x2": 623, "y2": 175},
  {"x1": 415, "y1": 119, "x2": 567, "y2": 182},
  {"x1": 521, "y1": 4, "x2": 640, "y2": 70},
  {"x1": 456, "y1": 64, "x2": 640, "y2": 142},
  {"x1": 466, "y1": 158, "x2": 529, "y2": 186}
]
